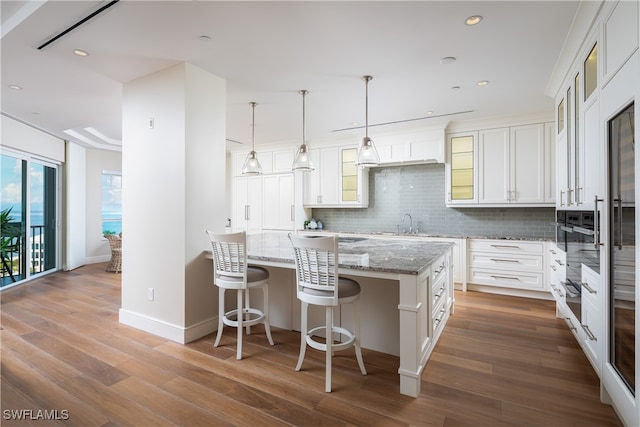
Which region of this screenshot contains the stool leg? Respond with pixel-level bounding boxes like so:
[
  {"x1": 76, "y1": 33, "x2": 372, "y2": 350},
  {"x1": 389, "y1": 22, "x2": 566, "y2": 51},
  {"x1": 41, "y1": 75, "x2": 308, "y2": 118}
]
[
  {"x1": 236, "y1": 289, "x2": 243, "y2": 360},
  {"x1": 263, "y1": 284, "x2": 274, "y2": 345},
  {"x1": 214, "y1": 287, "x2": 225, "y2": 348},
  {"x1": 354, "y1": 299, "x2": 367, "y2": 375},
  {"x1": 295, "y1": 302, "x2": 308, "y2": 371},
  {"x1": 244, "y1": 288, "x2": 251, "y2": 335},
  {"x1": 325, "y1": 306, "x2": 333, "y2": 393}
]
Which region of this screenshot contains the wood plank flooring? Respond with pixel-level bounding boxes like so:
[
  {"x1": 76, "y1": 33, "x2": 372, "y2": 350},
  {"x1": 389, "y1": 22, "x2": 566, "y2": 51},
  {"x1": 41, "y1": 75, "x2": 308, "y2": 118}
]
[{"x1": 1, "y1": 263, "x2": 622, "y2": 426}]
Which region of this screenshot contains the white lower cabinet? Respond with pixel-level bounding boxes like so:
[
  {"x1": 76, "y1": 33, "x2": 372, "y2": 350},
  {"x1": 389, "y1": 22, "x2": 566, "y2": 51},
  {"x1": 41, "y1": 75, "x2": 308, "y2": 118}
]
[
  {"x1": 547, "y1": 244, "x2": 567, "y2": 317},
  {"x1": 581, "y1": 265, "x2": 602, "y2": 374},
  {"x1": 468, "y1": 239, "x2": 546, "y2": 292}
]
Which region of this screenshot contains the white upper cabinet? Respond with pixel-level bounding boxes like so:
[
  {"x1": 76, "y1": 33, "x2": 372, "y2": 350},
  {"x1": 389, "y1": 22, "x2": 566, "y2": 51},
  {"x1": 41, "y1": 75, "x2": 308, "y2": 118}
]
[
  {"x1": 232, "y1": 175, "x2": 263, "y2": 233},
  {"x1": 303, "y1": 145, "x2": 369, "y2": 208},
  {"x1": 376, "y1": 128, "x2": 445, "y2": 165},
  {"x1": 448, "y1": 122, "x2": 553, "y2": 207}
]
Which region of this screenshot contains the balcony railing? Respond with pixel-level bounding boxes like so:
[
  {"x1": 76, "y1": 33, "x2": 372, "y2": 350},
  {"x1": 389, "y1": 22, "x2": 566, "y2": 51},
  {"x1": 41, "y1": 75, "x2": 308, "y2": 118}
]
[{"x1": 1, "y1": 224, "x2": 46, "y2": 286}]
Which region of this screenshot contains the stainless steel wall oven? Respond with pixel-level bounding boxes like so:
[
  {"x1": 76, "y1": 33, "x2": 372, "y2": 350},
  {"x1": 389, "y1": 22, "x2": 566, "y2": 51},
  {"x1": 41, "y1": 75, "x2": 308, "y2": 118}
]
[{"x1": 556, "y1": 210, "x2": 601, "y2": 322}]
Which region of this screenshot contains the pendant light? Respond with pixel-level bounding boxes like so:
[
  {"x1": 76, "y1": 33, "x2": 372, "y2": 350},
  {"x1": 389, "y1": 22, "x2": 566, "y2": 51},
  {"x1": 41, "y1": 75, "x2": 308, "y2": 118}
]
[
  {"x1": 292, "y1": 90, "x2": 315, "y2": 172},
  {"x1": 356, "y1": 75, "x2": 380, "y2": 166},
  {"x1": 241, "y1": 102, "x2": 263, "y2": 175}
]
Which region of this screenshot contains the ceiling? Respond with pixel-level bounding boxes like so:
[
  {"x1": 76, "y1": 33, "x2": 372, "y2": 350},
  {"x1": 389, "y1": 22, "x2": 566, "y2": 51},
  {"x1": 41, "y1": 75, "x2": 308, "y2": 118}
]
[{"x1": 1, "y1": 1, "x2": 580, "y2": 152}]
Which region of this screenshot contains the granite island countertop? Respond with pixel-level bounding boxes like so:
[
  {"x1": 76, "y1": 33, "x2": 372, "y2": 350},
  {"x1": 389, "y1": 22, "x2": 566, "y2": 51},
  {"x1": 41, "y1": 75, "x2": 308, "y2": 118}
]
[{"x1": 245, "y1": 232, "x2": 453, "y2": 275}]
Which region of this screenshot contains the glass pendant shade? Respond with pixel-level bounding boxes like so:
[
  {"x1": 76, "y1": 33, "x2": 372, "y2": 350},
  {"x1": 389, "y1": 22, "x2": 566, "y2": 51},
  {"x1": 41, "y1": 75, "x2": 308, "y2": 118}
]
[
  {"x1": 242, "y1": 102, "x2": 263, "y2": 175},
  {"x1": 357, "y1": 136, "x2": 380, "y2": 166},
  {"x1": 292, "y1": 89, "x2": 314, "y2": 172},
  {"x1": 292, "y1": 143, "x2": 314, "y2": 171},
  {"x1": 242, "y1": 150, "x2": 262, "y2": 174},
  {"x1": 356, "y1": 75, "x2": 380, "y2": 166}
]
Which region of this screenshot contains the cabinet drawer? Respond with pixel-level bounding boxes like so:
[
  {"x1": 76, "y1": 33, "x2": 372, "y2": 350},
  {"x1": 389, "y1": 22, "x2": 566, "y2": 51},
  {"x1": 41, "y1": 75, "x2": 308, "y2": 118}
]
[
  {"x1": 469, "y1": 240, "x2": 544, "y2": 254},
  {"x1": 432, "y1": 278, "x2": 447, "y2": 308},
  {"x1": 469, "y1": 268, "x2": 544, "y2": 290},
  {"x1": 432, "y1": 304, "x2": 448, "y2": 337},
  {"x1": 469, "y1": 252, "x2": 543, "y2": 272},
  {"x1": 431, "y1": 255, "x2": 447, "y2": 284}
]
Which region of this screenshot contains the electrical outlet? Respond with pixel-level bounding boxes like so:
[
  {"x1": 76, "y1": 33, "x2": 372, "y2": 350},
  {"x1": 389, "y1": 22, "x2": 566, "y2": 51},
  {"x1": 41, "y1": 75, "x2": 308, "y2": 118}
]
[{"x1": 147, "y1": 288, "x2": 154, "y2": 301}]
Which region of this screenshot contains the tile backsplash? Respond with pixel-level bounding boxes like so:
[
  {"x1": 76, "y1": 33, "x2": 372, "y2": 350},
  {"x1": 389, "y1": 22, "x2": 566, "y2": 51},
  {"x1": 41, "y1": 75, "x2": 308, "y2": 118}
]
[{"x1": 312, "y1": 163, "x2": 556, "y2": 239}]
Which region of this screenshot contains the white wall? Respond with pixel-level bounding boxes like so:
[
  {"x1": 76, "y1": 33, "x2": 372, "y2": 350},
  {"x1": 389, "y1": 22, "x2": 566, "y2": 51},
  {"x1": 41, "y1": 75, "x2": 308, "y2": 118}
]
[
  {"x1": 65, "y1": 142, "x2": 86, "y2": 270},
  {"x1": 120, "y1": 62, "x2": 226, "y2": 343}
]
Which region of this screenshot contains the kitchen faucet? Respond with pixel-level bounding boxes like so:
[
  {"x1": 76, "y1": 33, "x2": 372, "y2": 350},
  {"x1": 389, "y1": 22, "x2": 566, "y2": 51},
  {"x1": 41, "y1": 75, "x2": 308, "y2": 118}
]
[{"x1": 402, "y1": 213, "x2": 413, "y2": 234}]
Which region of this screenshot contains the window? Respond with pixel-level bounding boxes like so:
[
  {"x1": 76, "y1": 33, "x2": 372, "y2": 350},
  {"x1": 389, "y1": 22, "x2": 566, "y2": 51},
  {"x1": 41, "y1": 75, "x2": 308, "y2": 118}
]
[{"x1": 102, "y1": 171, "x2": 122, "y2": 235}]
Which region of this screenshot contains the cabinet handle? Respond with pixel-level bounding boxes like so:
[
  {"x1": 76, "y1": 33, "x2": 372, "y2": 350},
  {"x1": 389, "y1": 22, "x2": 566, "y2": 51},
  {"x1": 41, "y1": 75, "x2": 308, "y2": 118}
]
[
  {"x1": 567, "y1": 188, "x2": 573, "y2": 205},
  {"x1": 506, "y1": 190, "x2": 511, "y2": 201},
  {"x1": 490, "y1": 244, "x2": 520, "y2": 249},
  {"x1": 581, "y1": 324, "x2": 597, "y2": 341},
  {"x1": 490, "y1": 258, "x2": 520, "y2": 263},
  {"x1": 555, "y1": 259, "x2": 564, "y2": 266},
  {"x1": 434, "y1": 308, "x2": 446, "y2": 325},
  {"x1": 615, "y1": 197, "x2": 623, "y2": 250},
  {"x1": 244, "y1": 205, "x2": 249, "y2": 221},
  {"x1": 549, "y1": 249, "x2": 556, "y2": 254},
  {"x1": 582, "y1": 282, "x2": 596, "y2": 295},
  {"x1": 594, "y1": 195, "x2": 603, "y2": 249},
  {"x1": 317, "y1": 195, "x2": 322, "y2": 204},
  {"x1": 291, "y1": 205, "x2": 295, "y2": 222},
  {"x1": 576, "y1": 187, "x2": 583, "y2": 205},
  {"x1": 490, "y1": 274, "x2": 520, "y2": 281},
  {"x1": 559, "y1": 190, "x2": 565, "y2": 207},
  {"x1": 565, "y1": 317, "x2": 577, "y2": 331},
  {"x1": 550, "y1": 265, "x2": 557, "y2": 271},
  {"x1": 434, "y1": 286, "x2": 445, "y2": 300}
]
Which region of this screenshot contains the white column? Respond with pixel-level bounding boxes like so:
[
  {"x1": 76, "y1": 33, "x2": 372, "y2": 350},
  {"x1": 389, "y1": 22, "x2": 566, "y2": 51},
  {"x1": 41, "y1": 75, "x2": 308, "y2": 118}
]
[{"x1": 119, "y1": 63, "x2": 226, "y2": 343}]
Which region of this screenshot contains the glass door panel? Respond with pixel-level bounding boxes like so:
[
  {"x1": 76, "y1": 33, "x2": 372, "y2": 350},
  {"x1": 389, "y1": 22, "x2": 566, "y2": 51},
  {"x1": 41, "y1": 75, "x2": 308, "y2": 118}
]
[
  {"x1": 1, "y1": 153, "x2": 57, "y2": 287},
  {"x1": 29, "y1": 162, "x2": 57, "y2": 275},
  {"x1": 609, "y1": 102, "x2": 635, "y2": 395},
  {"x1": 1, "y1": 154, "x2": 26, "y2": 285}
]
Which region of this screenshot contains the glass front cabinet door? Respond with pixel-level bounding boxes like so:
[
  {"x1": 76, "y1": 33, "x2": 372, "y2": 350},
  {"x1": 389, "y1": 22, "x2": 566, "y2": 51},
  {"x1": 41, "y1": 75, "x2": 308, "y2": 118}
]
[{"x1": 446, "y1": 132, "x2": 478, "y2": 205}]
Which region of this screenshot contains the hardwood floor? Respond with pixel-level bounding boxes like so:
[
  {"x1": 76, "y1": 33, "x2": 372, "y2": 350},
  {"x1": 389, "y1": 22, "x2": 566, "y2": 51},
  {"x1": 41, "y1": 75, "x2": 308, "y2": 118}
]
[{"x1": 1, "y1": 263, "x2": 622, "y2": 426}]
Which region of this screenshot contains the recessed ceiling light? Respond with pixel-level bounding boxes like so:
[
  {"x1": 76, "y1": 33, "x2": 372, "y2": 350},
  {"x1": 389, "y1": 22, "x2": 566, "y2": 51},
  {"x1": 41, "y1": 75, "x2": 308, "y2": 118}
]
[
  {"x1": 465, "y1": 15, "x2": 483, "y2": 26},
  {"x1": 73, "y1": 49, "x2": 89, "y2": 57},
  {"x1": 477, "y1": 80, "x2": 490, "y2": 86},
  {"x1": 440, "y1": 56, "x2": 456, "y2": 65},
  {"x1": 8, "y1": 84, "x2": 22, "y2": 90},
  {"x1": 351, "y1": 122, "x2": 359, "y2": 126},
  {"x1": 451, "y1": 86, "x2": 461, "y2": 90},
  {"x1": 426, "y1": 111, "x2": 434, "y2": 115},
  {"x1": 199, "y1": 35, "x2": 212, "y2": 42}
]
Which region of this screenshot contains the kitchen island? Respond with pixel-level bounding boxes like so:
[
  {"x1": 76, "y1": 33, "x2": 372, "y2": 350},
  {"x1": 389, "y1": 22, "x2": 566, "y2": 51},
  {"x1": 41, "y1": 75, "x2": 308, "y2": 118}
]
[{"x1": 207, "y1": 232, "x2": 454, "y2": 397}]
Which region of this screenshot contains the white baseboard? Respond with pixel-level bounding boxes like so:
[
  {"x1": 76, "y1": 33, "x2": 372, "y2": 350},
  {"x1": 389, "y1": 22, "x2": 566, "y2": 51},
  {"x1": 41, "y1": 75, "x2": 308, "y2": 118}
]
[{"x1": 119, "y1": 308, "x2": 217, "y2": 344}]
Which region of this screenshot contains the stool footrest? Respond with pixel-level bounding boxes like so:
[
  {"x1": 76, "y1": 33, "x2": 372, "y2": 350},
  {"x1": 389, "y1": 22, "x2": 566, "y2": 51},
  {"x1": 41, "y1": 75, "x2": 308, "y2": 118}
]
[
  {"x1": 223, "y1": 307, "x2": 265, "y2": 328},
  {"x1": 306, "y1": 325, "x2": 355, "y2": 352}
]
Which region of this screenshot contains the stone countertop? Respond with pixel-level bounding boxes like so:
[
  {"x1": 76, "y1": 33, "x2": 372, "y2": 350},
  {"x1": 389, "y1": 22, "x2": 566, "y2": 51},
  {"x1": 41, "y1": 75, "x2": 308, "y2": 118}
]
[
  {"x1": 246, "y1": 232, "x2": 453, "y2": 275},
  {"x1": 301, "y1": 229, "x2": 552, "y2": 242}
]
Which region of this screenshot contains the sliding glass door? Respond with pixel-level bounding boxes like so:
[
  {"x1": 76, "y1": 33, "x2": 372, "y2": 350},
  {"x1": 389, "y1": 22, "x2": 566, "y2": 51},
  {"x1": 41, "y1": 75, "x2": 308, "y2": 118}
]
[{"x1": 1, "y1": 151, "x2": 59, "y2": 287}]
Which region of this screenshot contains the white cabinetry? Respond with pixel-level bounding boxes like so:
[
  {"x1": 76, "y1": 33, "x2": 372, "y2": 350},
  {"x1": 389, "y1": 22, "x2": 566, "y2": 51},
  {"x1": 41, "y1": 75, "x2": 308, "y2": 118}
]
[
  {"x1": 376, "y1": 128, "x2": 445, "y2": 164},
  {"x1": 547, "y1": 244, "x2": 567, "y2": 318},
  {"x1": 468, "y1": 239, "x2": 546, "y2": 292},
  {"x1": 447, "y1": 122, "x2": 554, "y2": 207},
  {"x1": 303, "y1": 145, "x2": 369, "y2": 208},
  {"x1": 262, "y1": 174, "x2": 294, "y2": 230},
  {"x1": 581, "y1": 265, "x2": 602, "y2": 374},
  {"x1": 232, "y1": 176, "x2": 263, "y2": 232},
  {"x1": 478, "y1": 124, "x2": 547, "y2": 204}
]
